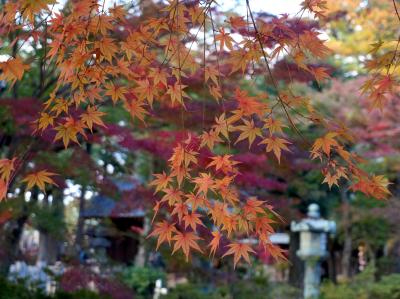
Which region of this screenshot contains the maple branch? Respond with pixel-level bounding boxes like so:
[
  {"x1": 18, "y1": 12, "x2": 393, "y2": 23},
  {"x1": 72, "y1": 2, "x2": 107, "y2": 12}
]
[
  {"x1": 393, "y1": 0, "x2": 400, "y2": 23},
  {"x1": 245, "y1": 0, "x2": 309, "y2": 145}
]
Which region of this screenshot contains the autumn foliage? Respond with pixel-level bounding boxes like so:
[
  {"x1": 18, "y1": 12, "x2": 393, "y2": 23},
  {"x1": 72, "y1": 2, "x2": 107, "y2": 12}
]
[{"x1": 0, "y1": 0, "x2": 394, "y2": 267}]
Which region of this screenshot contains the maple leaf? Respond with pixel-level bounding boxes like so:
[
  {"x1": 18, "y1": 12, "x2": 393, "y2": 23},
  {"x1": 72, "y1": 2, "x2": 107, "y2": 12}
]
[
  {"x1": 311, "y1": 132, "x2": 338, "y2": 156},
  {"x1": 369, "y1": 175, "x2": 391, "y2": 200},
  {"x1": 221, "y1": 215, "x2": 238, "y2": 237},
  {"x1": 322, "y1": 172, "x2": 339, "y2": 189},
  {"x1": 54, "y1": 120, "x2": 82, "y2": 148},
  {"x1": 207, "y1": 155, "x2": 239, "y2": 174},
  {"x1": 172, "y1": 231, "x2": 203, "y2": 261},
  {"x1": 105, "y1": 82, "x2": 127, "y2": 103},
  {"x1": 259, "y1": 136, "x2": 291, "y2": 163},
  {"x1": 309, "y1": 66, "x2": 330, "y2": 84},
  {"x1": 150, "y1": 172, "x2": 172, "y2": 193},
  {"x1": 166, "y1": 82, "x2": 188, "y2": 106},
  {"x1": 22, "y1": 170, "x2": 57, "y2": 191},
  {"x1": 0, "y1": 158, "x2": 16, "y2": 182},
  {"x1": 213, "y1": 113, "x2": 231, "y2": 140},
  {"x1": 97, "y1": 37, "x2": 118, "y2": 62},
  {"x1": 124, "y1": 99, "x2": 149, "y2": 123},
  {"x1": 235, "y1": 89, "x2": 267, "y2": 117},
  {"x1": 0, "y1": 57, "x2": 30, "y2": 86},
  {"x1": 229, "y1": 16, "x2": 247, "y2": 29},
  {"x1": 200, "y1": 129, "x2": 223, "y2": 150},
  {"x1": 81, "y1": 106, "x2": 106, "y2": 132},
  {"x1": 208, "y1": 230, "x2": 222, "y2": 257},
  {"x1": 209, "y1": 85, "x2": 222, "y2": 102},
  {"x1": 215, "y1": 28, "x2": 235, "y2": 51},
  {"x1": 171, "y1": 202, "x2": 189, "y2": 223},
  {"x1": 0, "y1": 180, "x2": 8, "y2": 201},
  {"x1": 161, "y1": 188, "x2": 184, "y2": 206},
  {"x1": 243, "y1": 197, "x2": 266, "y2": 220},
  {"x1": 135, "y1": 79, "x2": 157, "y2": 107},
  {"x1": 234, "y1": 119, "x2": 262, "y2": 148},
  {"x1": 228, "y1": 49, "x2": 250, "y2": 74},
  {"x1": 260, "y1": 237, "x2": 288, "y2": 261},
  {"x1": 209, "y1": 202, "x2": 228, "y2": 226},
  {"x1": 263, "y1": 118, "x2": 287, "y2": 135},
  {"x1": 170, "y1": 165, "x2": 190, "y2": 187},
  {"x1": 37, "y1": 113, "x2": 55, "y2": 131},
  {"x1": 109, "y1": 4, "x2": 126, "y2": 20},
  {"x1": 255, "y1": 216, "x2": 275, "y2": 235},
  {"x1": 21, "y1": 0, "x2": 57, "y2": 22},
  {"x1": 193, "y1": 173, "x2": 215, "y2": 195},
  {"x1": 223, "y1": 242, "x2": 255, "y2": 268},
  {"x1": 185, "y1": 193, "x2": 206, "y2": 211},
  {"x1": 169, "y1": 144, "x2": 198, "y2": 168},
  {"x1": 204, "y1": 66, "x2": 220, "y2": 85},
  {"x1": 301, "y1": 0, "x2": 327, "y2": 18},
  {"x1": 299, "y1": 30, "x2": 331, "y2": 59},
  {"x1": 149, "y1": 68, "x2": 168, "y2": 87},
  {"x1": 148, "y1": 221, "x2": 176, "y2": 249},
  {"x1": 183, "y1": 212, "x2": 205, "y2": 231}
]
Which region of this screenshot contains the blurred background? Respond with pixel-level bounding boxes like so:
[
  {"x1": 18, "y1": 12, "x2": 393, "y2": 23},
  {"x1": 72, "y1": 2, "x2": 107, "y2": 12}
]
[{"x1": 0, "y1": 0, "x2": 399, "y2": 298}]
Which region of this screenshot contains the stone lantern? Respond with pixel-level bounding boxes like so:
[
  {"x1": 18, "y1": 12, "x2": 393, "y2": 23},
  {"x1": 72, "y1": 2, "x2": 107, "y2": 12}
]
[{"x1": 291, "y1": 204, "x2": 336, "y2": 299}]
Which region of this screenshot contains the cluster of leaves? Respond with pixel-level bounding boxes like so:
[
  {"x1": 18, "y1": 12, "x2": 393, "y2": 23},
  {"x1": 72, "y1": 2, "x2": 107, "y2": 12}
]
[{"x1": 0, "y1": 0, "x2": 392, "y2": 266}]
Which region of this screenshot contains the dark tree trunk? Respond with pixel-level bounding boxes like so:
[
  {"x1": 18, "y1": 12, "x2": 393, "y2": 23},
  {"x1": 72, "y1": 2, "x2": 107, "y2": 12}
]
[
  {"x1": 289, "y1": 231, "x2": 303, "y2": 288},
  {"x1": 0, "y1": 190, "x2": 38, "y2": 274},
  {"x1": 74, "y1": 185, "x2": 86, "y2": 252},
  {"x1": 341, "y1": 189, "x2": 352, "y2": 279}
]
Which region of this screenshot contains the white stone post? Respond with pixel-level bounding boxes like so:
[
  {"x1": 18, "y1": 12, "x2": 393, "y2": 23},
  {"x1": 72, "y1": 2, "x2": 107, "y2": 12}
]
[{"x1": 291, "y1": 204, "x2": 336, "y2": 299}]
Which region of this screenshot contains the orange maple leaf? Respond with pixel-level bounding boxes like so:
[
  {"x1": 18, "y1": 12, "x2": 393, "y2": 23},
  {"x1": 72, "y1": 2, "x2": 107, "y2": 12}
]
[
  {"x1": 215, "y1": 27, "x2": 235, "y2": 51},
  {"x1": 200, "y1": 130, "x2": 223, "y2": 150},
  {"x1": 311, "y1": 132, "x2": 338, "y2": 156},
  {"x1": 193, "y1": 173, "x2": 215, "y2": 195},
  {"x1": 161, "y1": 187, "x2": 184, "y2": 205},
  {"x1": 81, "y1": 106, "x2": 106, "y2": 132},
  {"x1": 243, "y1": 197, "x2": 266, "y2": 220},
  {"x1": 0, "y1": 180, "x2": 8, "y2": 201},
  {"x1": 183, "y1": 212, "x2": 205, "y2": 231},
  {"x1": 207, "y1": 155, "x2": 239, "y2": 174},
  {"x1": 208, "y1": 230, "x2": 222, "y2": 257},
  {"x1": 185, "y1": 193, "x2": 206, "y2": 211},
  {"x1": 148, "y1": 221, "x2": 176, "y2": 249},
  {"x1": 223, "y1": 242, "x2": 255, "y2": 268},
  {"x1": 172, "y1": 231, "x2": 203, "y2": 261},
  {"x1": 124, "y1": 99, "x2": 149, "y2": 123},
  {"x1": 105, "y1": 82, "x2": 127, "y2": 103},
  {"x1": 171, "y1": 202, "x2": 189, "y2": 223},
  {"x1": 235, "y1": 88, "x2": 267, "y2": 117},
  {"x1": 150, "y1": 171, "x2": 172, "y2": 193},
  {"x1": 309, "y1": 66, "x2": 330, "y2": 85},
  {"x1": 0, "y1": 57, "x2": 30, "y2": 86}
]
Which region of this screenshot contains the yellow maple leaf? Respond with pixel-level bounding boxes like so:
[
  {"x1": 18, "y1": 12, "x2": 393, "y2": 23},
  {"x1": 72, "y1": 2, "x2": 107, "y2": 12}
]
[
  {"x1": 22, "y1": 170, "x2": 57, "y2": 191},
  {"x1": 259, "y1": 136, "x2": 291, "y2": 163},
  {"x1": 234, "y1": 119, "x2": 262, "y2": 148}
]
